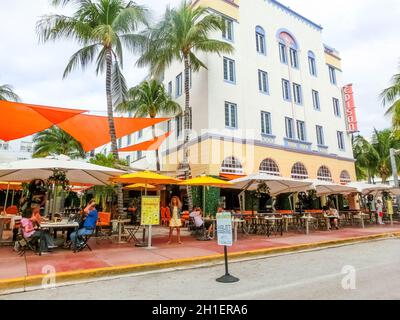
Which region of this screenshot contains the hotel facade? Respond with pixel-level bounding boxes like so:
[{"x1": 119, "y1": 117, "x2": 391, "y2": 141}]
[{"x1": 121, "y1": 0, "x2": 356, "y2": 186}]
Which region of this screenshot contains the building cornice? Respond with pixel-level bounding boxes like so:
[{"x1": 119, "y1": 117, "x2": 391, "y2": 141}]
[{"x1": 162, "y1": 133, "x2": 356, "y2": 163}]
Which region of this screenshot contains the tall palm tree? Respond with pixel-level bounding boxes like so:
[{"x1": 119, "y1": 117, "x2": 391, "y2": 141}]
[
  {"x1": 353, "y1": 129, "x2": 400, "y2": 183},
  {"x1": 138, "y1": 1, "x2": 233, "y2": 208},
  {"x1": 37, "y1": 0, "x2": 149, "y2": 216},
  {"x1": 0, "y1": 84, "x2": 21, "y2": 102},
  {"x1": 116, "y1": 79, "x2": 181, "y2": 171},
  {"x1": 381, "y1": 66, "x2": 400, "y2": 129},
  {"x1": 33, "y1": 126, "x2": 86, "y2": 159}
]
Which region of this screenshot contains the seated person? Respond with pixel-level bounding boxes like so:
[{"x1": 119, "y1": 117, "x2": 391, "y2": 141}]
[
  {"x1": 20, "y1": 205, "x2": 55, "y2": 253},
  {"x1": 323, "y1": 205, "x2": 339, "y2": 230},
  {"x1": 70, "y1": 200, "x2": 98, "y2": 250},
  {"x1": 189, "y1": 208, "x2": 213, "y2": 239}
]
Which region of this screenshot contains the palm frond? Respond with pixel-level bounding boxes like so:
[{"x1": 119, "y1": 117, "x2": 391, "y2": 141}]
[
  {"x1": 111, "y1": 60, "x2": 128, "y2": 106},
  {"x1": 62, "y1": 43, "x2": 100, "y2": 78},
  {"x1": 0, "y1": 84, "x2": 21, "y2": 102}
]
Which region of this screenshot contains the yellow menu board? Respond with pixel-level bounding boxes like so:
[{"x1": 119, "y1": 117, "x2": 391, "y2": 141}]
[{"x1": 141, "y1": 196, "x2": 160, "y2": 226}]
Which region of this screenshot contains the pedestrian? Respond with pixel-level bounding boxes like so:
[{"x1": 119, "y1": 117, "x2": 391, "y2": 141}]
[
  {"x1": 376, "y1": 198, "x2": 385, "y2": 225},
  {"x1": 168, "y1": 196, "x2": 183, "y2": 244}
]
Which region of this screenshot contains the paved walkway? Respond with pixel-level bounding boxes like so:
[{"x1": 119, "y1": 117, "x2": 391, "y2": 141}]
[{"x1": 1, "y1": 224, "x2": 400, "y2": 281}]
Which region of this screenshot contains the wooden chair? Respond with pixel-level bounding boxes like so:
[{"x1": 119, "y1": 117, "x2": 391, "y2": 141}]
[{"x1": 96, "y1": 212, "x2": 112, "y2": 243}]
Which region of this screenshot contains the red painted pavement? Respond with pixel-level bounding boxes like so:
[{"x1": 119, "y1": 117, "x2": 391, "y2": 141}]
[{"x1": 1, "y1": 224, "x2": 400, "y2": 280}]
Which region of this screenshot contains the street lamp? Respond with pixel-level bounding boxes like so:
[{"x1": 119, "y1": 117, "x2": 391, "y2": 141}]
[{"x1": 390, "y1": 148, "x2": 400, "y2": 188}]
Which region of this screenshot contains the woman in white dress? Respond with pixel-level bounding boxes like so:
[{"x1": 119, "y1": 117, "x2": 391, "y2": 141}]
[{"x1": 168, "y1": 196, "x2": 183, "y2": 244}]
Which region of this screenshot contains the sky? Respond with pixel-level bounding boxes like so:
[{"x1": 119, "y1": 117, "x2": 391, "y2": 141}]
[{"x1": 0, "y1": 0, "x2": 399, "y2": 138}]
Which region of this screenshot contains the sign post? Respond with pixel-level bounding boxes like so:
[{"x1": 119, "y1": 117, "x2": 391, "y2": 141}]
[
  {"x1": 216, "y1": 211, "x2": 239, "y2": 283},
  {"x1": 141, "y1": 196, "x2": 160, "y2": 248}
]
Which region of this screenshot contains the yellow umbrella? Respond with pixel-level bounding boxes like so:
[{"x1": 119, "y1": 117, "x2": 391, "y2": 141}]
[
  {"x1": 112, "y1": 171, "x2": 180, "y2": 185},
  {"x1": 125, "y1": 183, "x2": 157, "y2": 189},
  {"x1": 178, "y1": 176, "x2": 233, "y2": 213}
]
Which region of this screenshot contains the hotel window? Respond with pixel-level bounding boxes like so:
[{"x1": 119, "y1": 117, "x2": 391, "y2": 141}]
[
  {"x1": 259, "y1": 158, "x2": 280, "y2": 176},
  {"x1": 221, "y1": 156, "x2": 244, "y2": 174},
  {"x1": 316, "y1": 125, "x2": 325, "y2": 146},
  {"x1": 137, "y1": 150, "x2": 143, "y2": 159},
  {"x1": 175, "y1": 73, "x2": 183, "y2": 97},
  {"x1": 225, "y1": 102, "x2": 238, "y2": 129},
  {"x1": 118, "y1": 138, "x2": 122, "y2": 148},
  {"x1": 282, "y1": 79, "x2": 291, "y2": 101},
  {"x1": 291, "y1": 162, "x2": 309, "y2": 180},
  {"x1": 255, "y1": 26, "x2": 266, "y2": 55},
  {"x1": 137, "y1": 130, "x2": 143, "y2": 139},
  {"x1": 296, "y1": 120, "x2": 306, "y2": 142},
  {"x1": 20, "y1": 141, "x2": 33, "y2": 152},
  {"x1": 289, "y1": 48, "x2": 299, "y2": 68},
  {"x1": 127, "y1": 134, "x2": 132, "y2": 146},
  {"x1": 317, "y1": 166, "x2": 333, "y2": 182},
  {"x1": 285, "y1": 117, "x2": 294, "y2": 139},
  {"x1": 308, "y1": 51, "x2": 317, "y2": 76},
  {"x1": 223, "y1": 57, "x2": 236, "y2": 83},
  {"x1": 261, "y1": 111, "x2": 272, "y2": 135},
  {"x1": 279, "y1": 42, "x2": 288, "y2": 64},
  {"x1": 222, "y1": 18, "x2": 234, "y2": 41},
  {"x1": 337, "y1": 131, "x2": 345, "y2": 151},
  {"x1": 333, "y1": 98, "x2": 341, "y2": 117},
  {"x1": 258, "y1": 70, "x2": 269, "y2": 94},
  {"x1": 312, "y1": 90, "x2": 320, "y2": 110},
  {"x1": 329, "y1": 66, "x2": 337, "y2": 85},
  {"x1": 176, "y1": 115, "x2": 183, "y2": 138},
  {"x1": 168, "y1": 81, "x2": 172, "y2": 96},
  {"x1": 293, "y1": 83, "x2": 302, "y2": 104},
  {"x1": 340, "y1": 170, "x2": 351, "y2": 184},
  {"x1": 126, "y1": 155, "x2": 131, "y2": 165}
]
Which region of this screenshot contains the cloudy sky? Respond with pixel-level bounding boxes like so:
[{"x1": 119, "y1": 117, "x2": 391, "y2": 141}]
[{"x1": 0, "y1": 0, "x2": 399, "y2": 138}]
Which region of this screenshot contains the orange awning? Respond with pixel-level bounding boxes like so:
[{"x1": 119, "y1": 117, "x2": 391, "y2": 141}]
[
  {"x1": 58, "y1": 115, "x2": 169, "y2": 152},
  {"x1": 119, "y1": 132, "x2": 171, "y2": 152},
  {"x1": 0, "y1": 100, "x2": 87, "y2": 141},
  {"x1": 219, "y1": 173, "x2": 246, "y2": 181}
]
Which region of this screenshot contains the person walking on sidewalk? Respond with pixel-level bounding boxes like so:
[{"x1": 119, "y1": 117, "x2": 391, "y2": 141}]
[
  {"x1": 168, "y1": 196, "x2": 183, "y2": 244},
  {"x1": 376, "y1": 199, "x2": 385, "y2": 225}
]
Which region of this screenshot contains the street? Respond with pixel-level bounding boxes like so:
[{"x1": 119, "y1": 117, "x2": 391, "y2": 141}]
[{"x1": 2, "y1": 239, "x2": 400, "y2": 300}]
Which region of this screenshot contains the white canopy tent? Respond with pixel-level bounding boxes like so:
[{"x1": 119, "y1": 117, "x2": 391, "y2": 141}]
[
  {"x1": 346, "y1": 182, "x2": 391, "y2": 195},
  {"x1": 301, "y1": 179, "x2": 358, "y2": 196},
  {"x1": 0, "y1": 155, "x2": 125, "y2": 185}
]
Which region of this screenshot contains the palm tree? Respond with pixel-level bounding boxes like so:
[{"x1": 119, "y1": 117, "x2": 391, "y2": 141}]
[
  {"x1": 37, "y1": 0, "x2": 149, "y2": 216},
  {"x1": 138, "y1": 1, "x2": 233, "y2": 208},
  {"x1": 0, "y1": 84, "x2": 21, "y2": 102},
  {"x1": 33, "y1": 126, "x2": 86, "y2": 159},
  {"x1": 381, "y1": 66, "x2": 400, "y2": 129},
  {"x1": 353, "y1": 129, "x2": 400, "y2": 183},
  {"x1": 116, "y1": 79, "x2": 181, "y2": 171}
]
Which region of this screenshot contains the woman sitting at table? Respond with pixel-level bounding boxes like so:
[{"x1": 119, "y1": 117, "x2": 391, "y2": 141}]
[
  {"x1": 323, "y1": 205, "x2": 339, "y2": 230},
  {"x1": 70, "y1": 200, "x2": 98, "y2": 250},
  {"x1": 189, "y1": 208, "x2": 213, "y2": 240},
  {"x1": 20, "y1": 205, "x2": 55, "y2": 253}
]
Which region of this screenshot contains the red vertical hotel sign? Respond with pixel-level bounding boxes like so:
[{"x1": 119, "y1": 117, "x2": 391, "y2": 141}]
[{"x1": 343, "y1": 84, "x2": 359, "y2": 133}]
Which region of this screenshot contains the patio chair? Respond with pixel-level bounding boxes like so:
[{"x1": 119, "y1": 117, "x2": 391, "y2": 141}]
[
  {"x1": 95, "y1": 212, "x2": 112, "y2": 243},
  {"x1": 14, "y1": 227, "x2": 38, "y2": 256},
  {"x1": 76, "y1": 231, "x2": 94, "y2": 252}
]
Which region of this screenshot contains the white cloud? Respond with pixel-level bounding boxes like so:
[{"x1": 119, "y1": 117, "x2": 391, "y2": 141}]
[{"x1": 0, "y1": 0, "x2": 399, "y2": 138}]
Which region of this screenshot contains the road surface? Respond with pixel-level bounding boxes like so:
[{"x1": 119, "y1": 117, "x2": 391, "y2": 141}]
[{"x1": 2, "y1": 238, "x2": 400, "y2": 300}]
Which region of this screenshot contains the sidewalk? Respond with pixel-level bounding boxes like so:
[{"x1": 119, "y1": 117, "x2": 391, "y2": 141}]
[{"x1": 1, "y1": 224, "x2": 400, "y2": 291}]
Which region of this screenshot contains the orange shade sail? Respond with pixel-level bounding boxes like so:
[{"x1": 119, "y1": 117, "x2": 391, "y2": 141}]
[
  {"x1": 0, "y1": 100, "x2": 87, "y2": 142},
  {"x1": 58, "y1": 115, "x2": 170, "y2": 152},
  {"x1": 119, "y1": 132, "x2": 171, "y2": 152}
]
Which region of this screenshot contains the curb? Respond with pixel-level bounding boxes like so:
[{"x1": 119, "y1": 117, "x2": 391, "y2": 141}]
[{"x1": 1, "y1": 231, "x2": 400, "y2": 294}]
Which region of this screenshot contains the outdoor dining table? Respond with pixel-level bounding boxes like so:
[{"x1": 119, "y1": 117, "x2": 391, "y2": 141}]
[
  {"x1": 0, "y1": 214, "x2": 21, "y2": 242},
  {"x1": 111, "y1": 219, "x2": 131, "y2": 243},
  {"x1": 203, "y1": 217, "x2": 217, "y2": 239},
  {"x1": 38, "y1": 221, "x2": 79, "y2": 256},
  {"x1": 262, "y1": 217, "x2": 284, "y2": 237},
  {"x1": 232, "y1": 218, "x2": 246, "y2": 242},
  {"x1": 299, "y1": 215, "x2": 317, "y2": 235}
]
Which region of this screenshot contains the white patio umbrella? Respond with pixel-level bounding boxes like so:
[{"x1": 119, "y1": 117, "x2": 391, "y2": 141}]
[
  {"x1": 347, "y1": 182, "x2": 391, "y2": 195},
  {"x1": 301, "y1": 179, "x2": 358, "y2": 196},
  {"x1": 0, "y1": 155, "x2": 125, "y2": 185},
  {"x1": 230, "y1": 173, "x2": 313, "y2": 195}
]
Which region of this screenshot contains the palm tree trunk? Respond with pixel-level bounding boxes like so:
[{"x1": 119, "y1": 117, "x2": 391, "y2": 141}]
[
  {"x1": 106, "y1": 48, "x2": 124, "y2": 218},
  {"x1": 183, "y1": 54, "x2": 193, "y2": 211},
  {"x1": 152, "y1": 124, "x2": 161, "y2": 172}
]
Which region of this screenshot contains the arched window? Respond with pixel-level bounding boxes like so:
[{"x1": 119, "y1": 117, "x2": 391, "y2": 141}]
[
  {"x1": 221, "y1": 156, "x2": 244, "y2": 174},
  {"x1": 317, "y1": 166, "x2": 333, "y2": 182},
  {"x1": 259, "y1": 159, "x2": 280, "y2": 176},
  {"x1": 340, "y1": 170, "x2": 351, "y2": 184},
  {"x1": 291, "y1": 162, "x2": 309, "y2": 180},
  {"x1": 256, "y1": 26, "x2": 266, "y2": 54},
  {"x1": 278, "y1": 30, "x2": 298, "y2": 67},
  {"x1": 308, "y1": 51, "x2": 317, "y2": 76}
]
